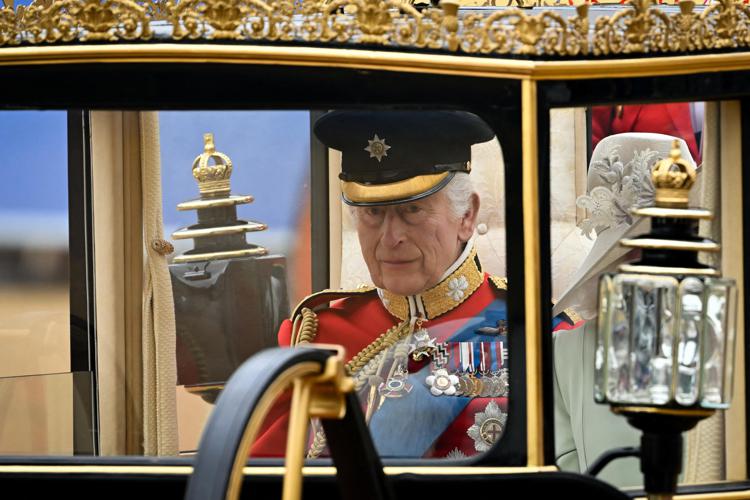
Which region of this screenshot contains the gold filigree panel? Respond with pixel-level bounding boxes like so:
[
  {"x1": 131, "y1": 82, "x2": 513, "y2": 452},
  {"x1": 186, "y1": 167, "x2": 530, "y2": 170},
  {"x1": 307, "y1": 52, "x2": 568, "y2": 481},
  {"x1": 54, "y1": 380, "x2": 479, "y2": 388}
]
[
  {"x1": 0, "y1": 0, "x2": 749, "y2": 57},
  {"x1": 594, "y1": 0, "x2": 750, "y2": 54}
]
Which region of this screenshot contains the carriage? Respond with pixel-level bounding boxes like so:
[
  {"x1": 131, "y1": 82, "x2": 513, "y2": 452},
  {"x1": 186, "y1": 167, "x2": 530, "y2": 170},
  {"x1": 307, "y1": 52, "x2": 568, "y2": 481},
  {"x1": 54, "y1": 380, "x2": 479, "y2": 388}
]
[{"x1": 0, "y1": 0, "x2": 748, "y2": 498}]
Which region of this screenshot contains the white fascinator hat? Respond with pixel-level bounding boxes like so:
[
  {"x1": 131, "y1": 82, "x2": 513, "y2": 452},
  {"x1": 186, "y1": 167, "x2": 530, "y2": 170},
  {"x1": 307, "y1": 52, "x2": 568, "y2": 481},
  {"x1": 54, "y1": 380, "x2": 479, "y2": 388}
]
[{"x1": 552, "y1": 132, "x2": 697, "y2": 320}]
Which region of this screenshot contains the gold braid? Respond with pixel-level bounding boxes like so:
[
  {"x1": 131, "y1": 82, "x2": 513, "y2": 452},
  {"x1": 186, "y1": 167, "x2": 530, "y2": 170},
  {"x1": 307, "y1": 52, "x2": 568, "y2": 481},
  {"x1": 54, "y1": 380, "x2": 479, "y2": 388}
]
[
  {"x1": 345, "y1": 320, "x2": 410, "y2": 374},
  {"x1": 294, "y1": 308, "x2": 319, "y2": 345},
  {"x1": 305, "y1": 319, "x2": 411, "y2": 458},
  {"x1": 306, "y1": 425, "x2": 327, "y2": 459}
]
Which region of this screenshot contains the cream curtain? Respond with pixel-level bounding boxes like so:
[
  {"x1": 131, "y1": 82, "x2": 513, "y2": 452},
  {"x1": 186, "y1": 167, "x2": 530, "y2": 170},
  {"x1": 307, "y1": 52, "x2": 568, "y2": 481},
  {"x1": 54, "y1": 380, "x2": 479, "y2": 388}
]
[
  {"x1": 684, "y1": 101, "x2": 725, "y2": 483},
  {"x1": 140, "y1": 112, "x2": 178, "y2": 456},
  {"x1": 683, "y1": 101, "x2": 746, "y2": 483},
  {"x1": 719, "y1": 101, "x2": 746, "y2": 481},
  {"x1": 92, "y1": 111, "x2": 177, "y2": 456}
]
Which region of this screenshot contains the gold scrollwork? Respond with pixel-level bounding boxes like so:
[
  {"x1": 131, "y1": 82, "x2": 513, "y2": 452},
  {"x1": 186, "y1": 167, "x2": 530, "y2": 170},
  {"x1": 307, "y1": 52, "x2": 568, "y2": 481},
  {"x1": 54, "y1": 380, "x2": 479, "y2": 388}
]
[
  {"x1": 166, "y1": 0, "x2": 296, "y2": 41},
  {"x1": 593, "y1": 0, "x2": 670, "y2": 55},
  {"x1": 0, "y1": 0, "x2": 151, "y2": 45},
  {"x1": 0, "y1": 4, "x2": 15, "y2": 46},
  {"x1": 1, "y1": 0, "x2": 750, "y2": 57},
  {"x1": 294, "y1": 0, "x2": 448, "y2": 48},
  {"x1": 700, "y1": 0, "x2": 750, "y2": 50},
  {"x1": 459, "y1": 3, "x2": 588, "y2": 56},
  {"x1": 594, "y1": 0, "x2": 750, "y2": 55},
  {"x1": 140, "y1": 0, "x2": 170, "y2": 21}
]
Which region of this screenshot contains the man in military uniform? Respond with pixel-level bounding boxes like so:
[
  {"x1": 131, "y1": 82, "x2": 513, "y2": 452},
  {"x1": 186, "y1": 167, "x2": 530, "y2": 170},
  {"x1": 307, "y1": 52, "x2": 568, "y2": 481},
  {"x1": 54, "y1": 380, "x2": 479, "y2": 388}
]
[{"x1": 253, "y1": 110, "x2": 573, "y2": 459}]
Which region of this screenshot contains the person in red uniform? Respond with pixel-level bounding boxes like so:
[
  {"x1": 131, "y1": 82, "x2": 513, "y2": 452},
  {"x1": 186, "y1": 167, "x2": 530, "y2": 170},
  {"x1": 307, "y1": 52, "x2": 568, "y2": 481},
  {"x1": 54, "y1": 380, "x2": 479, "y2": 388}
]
[
  {"x1": 592, "y1": 104, "x2": 701, "y2": 164},
  {"x1": 252, "y1": 110, "x2": 576, "y2": 459}
]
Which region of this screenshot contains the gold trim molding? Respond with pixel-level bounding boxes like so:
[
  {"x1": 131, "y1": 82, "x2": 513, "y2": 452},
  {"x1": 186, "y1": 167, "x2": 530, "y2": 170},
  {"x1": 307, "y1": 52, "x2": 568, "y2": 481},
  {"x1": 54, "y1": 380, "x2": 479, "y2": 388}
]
[
  {"x1": 0, "y1": 464, "x2": 558, "y2": 476},
  {"x1": 1, "y1": 0, "x2": 750, "y2": 58}
]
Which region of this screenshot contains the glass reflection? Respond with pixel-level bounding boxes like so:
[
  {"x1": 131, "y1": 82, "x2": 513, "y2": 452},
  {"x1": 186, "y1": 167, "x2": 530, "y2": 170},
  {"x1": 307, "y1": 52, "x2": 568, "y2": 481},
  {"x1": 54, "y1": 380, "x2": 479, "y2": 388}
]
[{"x1": 551, "y1": 101, "x2": 739, "y2": 488}]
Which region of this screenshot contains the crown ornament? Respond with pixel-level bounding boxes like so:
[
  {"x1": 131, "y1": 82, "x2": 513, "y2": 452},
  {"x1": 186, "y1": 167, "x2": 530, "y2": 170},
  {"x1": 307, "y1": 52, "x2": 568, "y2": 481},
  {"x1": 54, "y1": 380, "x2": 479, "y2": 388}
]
[
  {"x1": 172, "y1": 132, "x2": 268, "y2": 264},
  {"x1": 651, "y1": 139, "x2": 697, "y2": 208},
  {"x1": 192, "y1": 133, "x2": 233, "y2": 197}
]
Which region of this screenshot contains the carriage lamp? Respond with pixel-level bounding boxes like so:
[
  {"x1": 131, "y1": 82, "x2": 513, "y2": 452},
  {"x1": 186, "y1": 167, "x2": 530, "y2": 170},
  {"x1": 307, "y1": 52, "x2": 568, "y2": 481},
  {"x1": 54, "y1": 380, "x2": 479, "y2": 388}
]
[
  {"x1": 594, "y1": 141, "x2": 737, "y2": 499},
  {"x1": 169, "y1": 133, "x2": 289, "y2": 403}
]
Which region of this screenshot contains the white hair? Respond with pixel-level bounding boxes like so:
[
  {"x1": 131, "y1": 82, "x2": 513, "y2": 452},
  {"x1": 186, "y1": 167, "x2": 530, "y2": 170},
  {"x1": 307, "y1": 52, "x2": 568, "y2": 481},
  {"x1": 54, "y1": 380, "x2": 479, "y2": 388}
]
[
  {"x1": 348, "y1": 172, "x2": 476, "y2": 220},
  {"x1": 443, "y1": 172, "x2": 475, "y2": 219}
]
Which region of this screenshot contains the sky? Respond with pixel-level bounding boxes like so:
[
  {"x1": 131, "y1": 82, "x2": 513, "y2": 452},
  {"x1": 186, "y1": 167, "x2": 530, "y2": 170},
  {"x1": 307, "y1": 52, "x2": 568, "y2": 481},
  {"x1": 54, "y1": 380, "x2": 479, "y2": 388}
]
[
  {"x1": 0, "y1": 111, "x2": 68, "y2": 214},
  {"x1": 0, "y1": 110, "x2": 311, "y2": 250},
  {"x1": 159, "y1": 111, "x2": 310, "y2": 232}
]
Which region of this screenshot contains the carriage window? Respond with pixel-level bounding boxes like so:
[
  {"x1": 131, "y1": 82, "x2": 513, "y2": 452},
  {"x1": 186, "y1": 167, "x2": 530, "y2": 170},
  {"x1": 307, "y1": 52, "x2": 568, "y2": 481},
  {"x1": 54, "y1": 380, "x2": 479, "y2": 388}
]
[
  {"x1": 550, "y1": 101, "x2": 746, "y2": 487},
  {"x1": 0, "y1": 108, "x2": 511, "y2": 460},
  {"x1": 158, "y1": 111, "x2": 313, "y2": 453},
  {"x1": 156, "y1": 110, "x2": 510, "y2": 460},
  {"x1": 0, "y1": 111, "x2": 73, "y2": 454}
]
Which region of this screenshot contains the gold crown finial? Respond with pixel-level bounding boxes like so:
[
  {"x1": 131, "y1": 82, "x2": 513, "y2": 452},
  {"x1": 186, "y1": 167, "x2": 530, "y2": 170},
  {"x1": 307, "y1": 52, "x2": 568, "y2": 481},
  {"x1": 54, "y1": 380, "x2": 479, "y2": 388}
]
[
  {"x1": 192, "y1": 132, "x2": 233, "y2": 198},
  {"x1": 203, "y1": 132, "x2": 215, "y2": 153},
  {"x1": 651, "y1": 139, "x2": 696, "y2": 208}
]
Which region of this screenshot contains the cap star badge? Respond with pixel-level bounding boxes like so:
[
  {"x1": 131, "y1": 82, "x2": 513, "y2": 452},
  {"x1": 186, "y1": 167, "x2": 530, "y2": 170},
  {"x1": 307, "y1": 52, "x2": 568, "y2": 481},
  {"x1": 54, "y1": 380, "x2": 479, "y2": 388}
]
[{"x1": 364, "y1": 134, "x2": 391, "y2": 162}]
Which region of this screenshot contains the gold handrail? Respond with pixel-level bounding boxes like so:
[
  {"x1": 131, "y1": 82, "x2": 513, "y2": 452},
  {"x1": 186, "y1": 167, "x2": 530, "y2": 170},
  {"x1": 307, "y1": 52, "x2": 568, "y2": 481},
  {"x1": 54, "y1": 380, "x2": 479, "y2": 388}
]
[{"x1": 225, "y1": 346, "x2": 354, "y2": 500}]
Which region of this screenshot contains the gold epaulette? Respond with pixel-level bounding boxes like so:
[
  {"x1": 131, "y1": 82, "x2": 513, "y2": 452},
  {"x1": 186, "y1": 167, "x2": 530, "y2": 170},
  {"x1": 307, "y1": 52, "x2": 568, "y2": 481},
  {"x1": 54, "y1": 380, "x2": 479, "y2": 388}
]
[
  {"x1": 561, "y1": 307, "x2": 583, "y2": 325},
  {"x1": 489, "y1": 275, "x2": 508, "y2": 290},
  {"x1": 290, "y1": 285, "x2": 377, "y2": 322},
  {"x1": 289, "y1": 286, "x2": 377, "y2": 347},
  {"x1": 291, "y1": 308, "x2": 319, "y2": 346}
]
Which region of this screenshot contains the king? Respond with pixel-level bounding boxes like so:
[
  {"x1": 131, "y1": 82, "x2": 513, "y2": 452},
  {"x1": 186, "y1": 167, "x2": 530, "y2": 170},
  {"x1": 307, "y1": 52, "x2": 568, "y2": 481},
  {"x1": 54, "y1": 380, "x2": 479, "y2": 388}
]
[{"x1": 252, "y1": 110, "x2": 576, "y2": 459}]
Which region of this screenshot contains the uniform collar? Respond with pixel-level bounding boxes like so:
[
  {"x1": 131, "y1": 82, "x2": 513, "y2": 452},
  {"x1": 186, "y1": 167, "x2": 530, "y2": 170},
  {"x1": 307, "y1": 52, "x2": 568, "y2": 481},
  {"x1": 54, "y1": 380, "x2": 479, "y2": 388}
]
[{"x1": 378, "y1": 242, "x2": 483, "y2": 321}]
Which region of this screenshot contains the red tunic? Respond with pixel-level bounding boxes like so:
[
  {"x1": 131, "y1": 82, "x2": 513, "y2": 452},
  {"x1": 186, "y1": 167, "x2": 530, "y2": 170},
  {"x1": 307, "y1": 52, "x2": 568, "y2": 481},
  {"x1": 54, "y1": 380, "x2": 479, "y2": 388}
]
[
  {"x1": 252, "y1": 274, "x2": 577, "y2": 458},
  {"x1": 253, "y1": 275, "x2": 510, "y2": 458}
]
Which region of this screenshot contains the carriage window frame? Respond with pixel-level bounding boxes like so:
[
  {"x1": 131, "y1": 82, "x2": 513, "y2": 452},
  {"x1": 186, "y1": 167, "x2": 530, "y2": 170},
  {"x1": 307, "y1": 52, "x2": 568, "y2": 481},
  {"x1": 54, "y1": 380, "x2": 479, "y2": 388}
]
[
  {"x1": 0, "y1": 109, "x2": 98, "y2": 455},
  {"x1": 537, "y1": 74, "x2": 750, "y2": 487},
  {"x1": 0, "y1": 64, "x2": 530, "y2": 467},
  {"x1": 0, "y1": 49, "x2": 747, "y2": 500}
]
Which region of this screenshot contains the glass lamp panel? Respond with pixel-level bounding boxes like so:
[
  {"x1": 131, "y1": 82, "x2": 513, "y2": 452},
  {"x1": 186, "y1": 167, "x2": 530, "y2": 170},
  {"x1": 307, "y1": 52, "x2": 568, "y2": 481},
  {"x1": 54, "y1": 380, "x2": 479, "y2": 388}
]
[
  {"x1": 628, "y1": 281, "x2": 659, "y2": 403},
  {"x1": 605, "y1": 276, "x2": 631, "y2": 403},
  {"x1": 675, "y1": 277, "x2": 705, "y2": 406},
  {"x1": 604, "y1": 275, "x2": 678, "y2": 404},
  {"x1": 595, "y1": 274, "x2": 613, "y2": 403},
  {"x1": 649, "y1": 281, "x2": 677, "y2": 405},
  {"x1": 722, "y1": 280, "x2": 738, "y2": 405},
  {"x1": 701, "y1": 278, "x2": 737, "y2": 408},
  {"x1": 630, "y1": 275, "x2": 677, "y2": 405}
]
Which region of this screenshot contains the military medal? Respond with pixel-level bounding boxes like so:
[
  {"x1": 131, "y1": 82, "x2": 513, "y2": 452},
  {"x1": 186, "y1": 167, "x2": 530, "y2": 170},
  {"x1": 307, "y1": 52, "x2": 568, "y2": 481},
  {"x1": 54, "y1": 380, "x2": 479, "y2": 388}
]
[
  {"x1": 493, "y1": 369, "x2": 509, "y2": 397},
  {"x1": 431, "y1": 341, "x2": 508, "y2": 397},
  {"x1": 409, "y1": 327, "x2": 437, "y2": 361},
  {"x1": 378, "y1": 369, "x2": 413, "y2": 398},
  {"x1": 426, "y1": 368, "x2": 459, "y2": 396},
  {"x1": 379, "y1": 339, "x2": 414, "y2": 398},
  {"x1": 467, "y1": 400, "x2": 508, "y2": 452}
]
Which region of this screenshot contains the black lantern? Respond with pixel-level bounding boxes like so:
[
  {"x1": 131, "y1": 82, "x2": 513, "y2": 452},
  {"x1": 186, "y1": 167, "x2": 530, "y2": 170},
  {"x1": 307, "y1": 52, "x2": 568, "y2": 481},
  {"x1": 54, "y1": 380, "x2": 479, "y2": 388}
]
[{"x1": 594, "y1": 141, "x2": 737, "y2": 498}]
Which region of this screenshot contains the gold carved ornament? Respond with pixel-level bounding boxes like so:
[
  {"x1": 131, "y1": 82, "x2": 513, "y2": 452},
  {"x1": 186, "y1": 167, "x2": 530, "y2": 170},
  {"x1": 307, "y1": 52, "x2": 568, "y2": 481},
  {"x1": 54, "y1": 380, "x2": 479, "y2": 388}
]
[
  {"x1": 0, "y1": 0, "x2": 151, "y2": 44},
  {"x1": 593, "y1": 0, "x2": 750, "y2": 55},
  {"x1": 651, "y1": 139, "x2": 697, "y2": 208},
  {"x1": 1, "y1": 0, "x2": 749, "y2": 57}
]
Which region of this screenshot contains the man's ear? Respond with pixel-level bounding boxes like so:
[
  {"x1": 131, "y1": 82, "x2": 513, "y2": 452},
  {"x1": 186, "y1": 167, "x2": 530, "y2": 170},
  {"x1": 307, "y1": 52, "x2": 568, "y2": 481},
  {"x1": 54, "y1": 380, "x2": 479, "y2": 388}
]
[{"x1": 458, "y1": 192, "x2": 480, "y2": 242}]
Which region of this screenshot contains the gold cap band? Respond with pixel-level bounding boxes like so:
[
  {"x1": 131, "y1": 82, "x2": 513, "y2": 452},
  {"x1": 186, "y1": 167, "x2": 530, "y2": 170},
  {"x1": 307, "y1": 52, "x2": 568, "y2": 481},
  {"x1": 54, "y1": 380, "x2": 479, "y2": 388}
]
[{"x1": 341, "y1": 171, "x2": 452, "y2": 205}]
